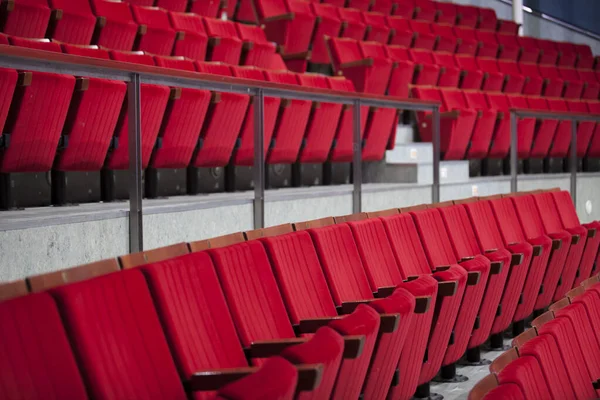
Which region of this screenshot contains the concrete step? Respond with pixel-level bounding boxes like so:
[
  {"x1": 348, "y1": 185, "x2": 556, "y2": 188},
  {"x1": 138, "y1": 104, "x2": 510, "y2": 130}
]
[
  {"x1": 394, "y1": 124, "x2": 415, "y2": 144},
  {"x1": 364, "y1": 160, "x2": 470, "y2": 185},
  {"x1": 386, "y1": 142, "x2": 433, "y2": 164}
]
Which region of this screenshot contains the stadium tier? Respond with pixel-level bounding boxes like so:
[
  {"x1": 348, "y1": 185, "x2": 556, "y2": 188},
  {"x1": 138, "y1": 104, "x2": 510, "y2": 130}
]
[
  {"x1": 0, "y1": 0, "x2": 599, "y2": 209},
  {"x1": 1, "y1": 188, "x2": 599, "y2": 399}
]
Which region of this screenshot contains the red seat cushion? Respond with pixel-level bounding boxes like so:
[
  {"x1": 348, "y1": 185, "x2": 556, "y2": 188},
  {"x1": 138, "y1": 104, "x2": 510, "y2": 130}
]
[
  {"x1": 497, "y1": 355, "x2": 552, "y2": 399},
  {"x1": 1, "y1": 0, "x2": 51, "y2": 38}
]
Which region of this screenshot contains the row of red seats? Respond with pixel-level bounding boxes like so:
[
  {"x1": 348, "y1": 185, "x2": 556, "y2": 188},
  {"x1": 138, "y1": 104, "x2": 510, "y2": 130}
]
[
  {"x1": 411, "y1": 86, "x2": 600, "y2": 163},
  {"x1": 0, "y1": 36, "x2": 398, "y2": 208},
  {"x1": 470, "y1": 277, "x2": 600, "y2": 400},
  {"x1": 1, "y1": 188, "x2": 598, "y2": 399},
  {"x1": 327, "y1": 37, "x2": 600, "y2": 101}
]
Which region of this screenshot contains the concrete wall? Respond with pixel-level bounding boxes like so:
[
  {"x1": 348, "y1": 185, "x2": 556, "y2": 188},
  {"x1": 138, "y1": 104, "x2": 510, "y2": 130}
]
[{"x1": 1, "y1": 174, "x2": 599, "y2": 282}]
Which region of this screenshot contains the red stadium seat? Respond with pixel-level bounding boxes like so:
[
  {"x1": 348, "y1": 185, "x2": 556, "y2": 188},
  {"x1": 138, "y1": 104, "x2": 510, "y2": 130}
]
[
  {"x1": 434, "y1": 2, "x2": 457, "y2": 25},
  {"x1": 413, "y1": 86, "x2": 475, "y2": 160},
  {"x1": 2, "y1": 37, "x2": 74, "y2": 208},
  {"x1": 456, "y1": 4, "x2": 479, "y2": 29},
  {"x1": 516, "y1": 62, "x2": 545, "y2": 96},
  {"x1": 371, "y1": 0, "x2": 394, "y2": 14},
  {"x1": 478, "y1": 7, "x2": 498, "y2": 31},
  {"x1": 413, "y1": 0, "x2": 436, "y2": 22},
  {"x1": 496, "y1": 33, "x2": 521, "y2": 61},
  {"x1": 203, "y1": 18, "x2": 243, "y2": 65},
  {"x1": 189, "y1": 0, "x2": 221, "y2": 17},
  {"x1": 566, "y1": 100, "x2": 598, "y2": 160},
  {"x1": 0, "y1": 292, "x2": 88, "y2": 399},
  {"x1": 0, "y1": 0, "x2": 50, "y2": 38},
  {"x1": 463, "y1": 90, "x2": 498, "y2": 161},
  {"x1": 545, "y1": 98, "x2": 576, "y2": 162},
  {"x1": 558, "y1": 66, "x2": 585, "y2": 99},
  {"x1": 155, "y1": 0, "x2": 188, "y2": 12},
  {"x1": 587, "y1": 101, "x2": 600, "y2": 162},
  {"x1": 387, "y1": 16, "x2": 415, "y2": 47},
  {"x1": 475, "y1": 30, "x2": 500, "y2": 58},
  {"x1": 409, "y1": 20, "x2": 436, "y2": 50},
  {"x1": 537, "y1": 38, "x2": 560, "y2": 65},
  {"x1": 361, "y1": 40, "x2": 412, "y2": 97},
  {"x1": 576, "y1": 69, "x2": 600, "y2": 100},
  {"x1": 236, "y1": 24, "x2": 277, "y2": 67},
  {"x1": 429, "y1": 23, "x2": 458, "y2": 53},
  {"x1": 454, "y1": 54, "x2": 484, "y2": 89},
  {"x1": 525, "y1": 96, "x2": 559, "y2": 162},
  {"x1": 497, "y1": 19, "x2": 519, "y2": 35},
  {"x1": 411, "y1": 48, "x2": 458, "y2": 87},
  {"x1": 391, "y1": 0, "x2": 416, "y2": 19},
  {"x1": 496, "y1": 59, "x2": 526, "y2": 93},
  {"x1": 483, "y1": 92, "x2": 512, "y2": 165},
  {"x1": 536, "y1": 65, "x2": 567, "y2": 97},
  {"x1": 47, "y1": 0, "x2": 96, "y2": 45},
  {"x1": 131, "y1": 6, "x2": 176, "y2": 55},
  {"x1": 338, "y1": 7, "x2": 368, "y2": 41},
  {"x1": 399, "y1": 47, "x2": 440, "y2": 86},
  {"x1": 496, "y1": 356, "x2": 552, "y2": 399},
  {"x1": 432, "y1": 52, "x2": 462, "y2": 87},
  {"x1": 309, "y1": 3, "x2": 343, "y2": 64},
  {"x1": 168, "y1": 12, "x2": 209, "y2": 61},
  {"x1": 475, "y1": 57, "x2": 505, "y2": 92},
  {"x1": 90, "y1": 0, "x2": 139, "y2": 51},
  {"x1": 347, "y1": 0, "x2": 372, "y2": 11},
  {"x1": 362, "y1": 11, "x2": 391, "y2": 43}
]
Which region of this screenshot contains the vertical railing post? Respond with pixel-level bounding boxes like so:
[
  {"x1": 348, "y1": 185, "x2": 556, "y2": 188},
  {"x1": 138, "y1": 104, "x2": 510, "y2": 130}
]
[
  {"x1": 432, "y1": 105, "x2": 440, "y2": 203},
  {"x1": 352, "y1": 99, "x2": 362, "y2": 213},
  {"x1": 128, "y1": 73, "x2": 143, "y2": 253},
  {"x1": 253, "y1": 89, "x2": 265, "y2": 229},
  {"x1": 510, "y1": 111, "x2": 518, "y2": 193},
  {"x1": 570, "y1": 118, "x2": 577, "y2": 204}
]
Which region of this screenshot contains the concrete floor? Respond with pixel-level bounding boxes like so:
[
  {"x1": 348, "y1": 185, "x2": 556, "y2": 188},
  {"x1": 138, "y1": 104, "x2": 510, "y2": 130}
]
[{"x1": 428, "y1": 339, "x2": 512, "y2": 400}]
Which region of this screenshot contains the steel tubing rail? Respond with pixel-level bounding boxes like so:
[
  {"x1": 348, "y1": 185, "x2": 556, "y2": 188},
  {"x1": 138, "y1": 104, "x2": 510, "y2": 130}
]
[
  {"x1": 0, "y1": 48, "x2": 441, "y2": 249},
  {"x1": 509, "y1": 109, "x2": 600, "y2": 204}
]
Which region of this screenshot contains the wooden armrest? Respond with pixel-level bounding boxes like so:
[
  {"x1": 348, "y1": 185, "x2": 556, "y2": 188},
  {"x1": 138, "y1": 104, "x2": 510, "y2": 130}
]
[
  {"x1": 18, "y1": 71, "x2": 32, "y2": 87},
  {"x1": 587, "y1": 228, "x2": 596, "y2": 238},
  {"x1": 282, "y1": 50, "x2": 311, "y2": 60},
  {"x1": 294, "y1": 316, "x2": 343, "y2": 334},
  {"x1": 467, "y1": 271, "x2": 481, "y2": 286},
  {"x1": 552, "y1": 238, "x2": 562, "y2": 250},
  {"x1": 434, "y1": 265, "x2": 451, "y2": 272},
  {"x1": 336, "y1": 300, "x2": 371, "y2": 314},
  {"x1": 75, "y1": 77, "x2": 89, "y2": 92},
  {"x1": 532, "y1": 245, "x2": 543, "y2": 257},
  {"x1": 404, "y1": 276, "x2": 419, "y2": 282},
  {"x1": 460, "y1": 256, "x2": 475, "y2": 262},
  {"x1": 511, "y1": 252, "x2": 524, "y2": 266},
  {"x1": 211, "y1": 92, "x2": 221, "y2": 104},
  {"x1": 484, "y1": 248, "x2": 499, "y2": 254},
  {"x1": 483, "y1": 71, "x2": 489, "y2": 79},
  {"x1": 497, "y1": 111, "x2": 504, "y2": 119},
  {"x1": 426, "y1": 110, "x2": 460, "y2": 118},
  {"x1": 51, "y1": 8, "x2": 63, "y2": 21},
  {"x1": 593, "y1": 379, "x2": 600, "y2": 390},
  {"x1": 208, "y1": 37, "x2": 221, "y2": 46},
  {"x1": 476, "y1": 110, "x2": 483, "y2": 118},
  {"x1": 460, "y1": 70, "x2": 468, "y2": 78},
  {"x1": 96, "y1": 16, "x2": 106, "y2": 28},
  {"x1": 343, "y1": 335, "x2": 365, "y2": 359},
  {"x1": 504, "y1": 75, "x2": 510, "y2": 82},
  {"x1": 374, "y1": 286, "x2": 396, "y2": 298},
  {"x1": 340, "y1": 58, "x2": 374, "y2": 68},
  {"x1": 490, "y1": 261, "x2": 503, "y2": 275},
  {"x1": 242, "y1": 41, "x2": 254, "y2": 51},
  {"x1": 176, "y1": 31, "x2": 185, "y2": 40},
  {"x1": 437, "y1": 280, "x2": 458, "y2": 297},
  {"x1": 414, "y1": 63, "x2": 423, "y2": 72},
  {"x1": 296, "y1": 364, "x2": 324, "y2": 392},
  {"x1": 415, "y1": 296, "x2": 432, "y2": 314},
  {"x1": 170, "y1": 87, "x2": 182, "y2": 100},
  {"x1": 245, "y1": 338, "x2": 306, "y2": 358},
  {"x1": 186, "y1": 367, "x2": 258, "y2": 391},
  {"x1": 571, "y1": 234, "x2": 580, "y2": 245},
  {"x1": 137, "y1": 24, "x2": 147, "y2": 35},
  {"x1": 440, "y1": 66, "x2": 446, "y2": 74},
  {"x1": 380, "y1": 313, "x2": 400, "y2": 333},
  {"x1": 263, "y1": 12, "x2": 294, "y2": 22}
]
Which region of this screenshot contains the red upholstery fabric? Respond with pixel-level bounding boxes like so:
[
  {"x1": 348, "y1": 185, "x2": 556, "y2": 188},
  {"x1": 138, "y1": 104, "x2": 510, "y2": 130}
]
[
  {"x1": 155, "y1": 0, "x2": 188, "y2": 12},
  {"x1": 454, "y1": 54, "x2": 483, "y2": 89},
  {"x1": 437, "y1": 205, "x2": 511, "y2": 345},
  {"x1": 151, "y1": 56, "x2": 211, "y2": 169},
  {"x1": 362, "y1": 107, "x2": 398, "y2": 161},
  {"x1": 2, "y1": 37, "x2": 74, "y2": 173},
  {"x1": 169, "y1": 12, "x2": 209, "y2": 61},
  {"x1": 424, "y1": 51, "x2": 459, "y2": 87},
  {"x1": 462, "y1": 201, "x2": 531, "y2": 334},
  {"x1": 518, "y1": 334, "x2": 577, "y2": 400},
  {"x1": 525, "y1": 96, "x2": 558, "y2": 159},
  {"x1": 410, "y1": 208, "x2": 490, "y2": 365},
  {"x1": 203, "y1": 18, "x2": 243, "y2": 64},
  {"x1": 386, "y1": 17, "x2": 414, "y2": 48},
  {"x1": 295, "y1": 74, "x2": 342, "y2": 164},
  {"x1": 452, "y1": 27, "x2": 479, "y2": 56},
  {"x1": 0, "y1": 0, "x2": 50, "y2": 38},
  {"x1": 475, "y1": 30, "x2": 500, "y2": 58},
  {"x1": 483, "y1": 383, "x2": 526, "y2": 400},
  {"x1": 429, "y1": 24, "x2": 458, "y2": 53},
  {"x1": 475, "y1": 58, "x2": 506, "y2": 92},
  {"x1": 90, "y1": 0, "x2": 138, "y2": 51},
  {"x1": 413, "y1": 0, "x2": 436, "y2": 22},
  {"x1": 455, "y1": 4, "x2": 479, "y2": 28},
  {"x1": 107, "y1": 51, "x2": 170, "y2": 170},
  {"x1": 497, "y1": 355, "x2": 552, "y2": 399},
  {"x1": 0, "y1": 292, "x2": 88, "y2": 400},
  {"x1": 533, "y1": 192, "x2": 587, "y2": 299},
  {"x1": 214, "y1": 356, "x2": 298, "y2": 400},
  {"x1": 379, "y1": 213, "x2": 466, "y2": 385},
  {"x1": 361, "y1": 41, "x2": 413, "y2": 98},
  {"x1": 558, "y1": 67, "x2": 585, "y2": 99},
  {"x1": 362, "y1": 11, "x2": 391, "y2": 44},
  {"x1": 505, "y1": 94, "x2": 537, "y2": 159},
  {"x1": 0, "y1": 67, "x2": 17, "y2": 150},
  {"x1": 566, "y1": 100, "x2": 597, "y2": 157},
  {"x1": 230, "y1": 66, "x2": 279, "y2": 166},
  {"x1": 537, "y1": 318, "x2": 598, "y2": 399},
  {"x1": 496, "y1": 33, "x2": 520, "y2": 60},
  {"x1": 487, "y1": 197, "x2": 551, "y2": 321},
  {"x1": 189, "y1": 0, "x2": 220, "y2": 17},
  {"x1": 263, "y1": 70, "x2": 311, "y2": 165},
  {"x1": 404, "y1": 48, "x2": 440, "y2": 86},
  {"x1": 516, "y1": 63, "x2": 545, "y2": 96},
  {"x1": 261, "y1": 0, "x2": 316, "y2": 55},
  {"x1": 510, "y1": 195, "x2": 571, "y2": 310},
  {"x1": 51, "y1": 269, "x2": 187, "y2": 400},
  {"x1": 543, "y1": 98, "x2": 574, "y2": 157},
  {"x1": 463, "y1": 90, "x2": 497, "y2": 158},
  {"x1": 192, "y1": 62, "x2": 249, "y2": 167},
  {"x1": 131, "y1": 6, "x2": 176, "y2": 56},
  {"x1": 434, "y1": 2, "x2": 457, "y2": 24},
  {"x1": 326, "y1": 78, "x2": 369, "y2": 163},
  {"x1": 236, "y1": 24, "x2": 276, "y2": 67},
  {"x1": 552, "y1": 190, "x2": 600, "y2": 285},
  {"x1": 54, "y1": 45, "x2": 126, "y2": 172},
  {"x1": 409, "y1": 20, "x2": 436, "y2": 50},
  {"x1": 140, "y1": 252, "x2": 248, "y2": 400},
  {"x1": 338, "y1": 7, "x2": 367, "y2": 40},
  {"x1": 279, "y1": 327, "x2": 344, "y2": 400},
  {"x1": 310, "y1": 3, "x2": 342, "y2": 64},
  {"x1": 48, "y1": 0, "x2": 95, "y2": 44}
]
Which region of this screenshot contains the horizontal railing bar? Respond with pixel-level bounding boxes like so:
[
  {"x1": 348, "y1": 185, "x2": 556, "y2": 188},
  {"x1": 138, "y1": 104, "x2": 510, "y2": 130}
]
[{"x1": 512, "y1": 109, "x2": 600, "y2": 122}]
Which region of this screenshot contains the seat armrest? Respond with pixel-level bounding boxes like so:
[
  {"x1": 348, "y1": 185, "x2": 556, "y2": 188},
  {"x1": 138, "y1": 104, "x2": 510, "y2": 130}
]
[
  {"x1": 433, "y1": 265, "x2": 451, "y2": 272},
  {"x1": 551, "y1": 238, "x2": 562, "y2": 250},
  {"x1": 484, "y1": 248, "x2": 499, "y2": 254},
  {"x1": 51, "y1": 8, "x2": 63, "y2": 20},
  {"x1": 587, "y1": 227, "x2": 596, "y2": 238},
  {"x1": 336, "y1": 299, "x2": 371, "y2": 314},
  {"x1": 380, "y1": 313, "x2": 400, "y2": 333},
  {"x1": 459, "y1": 256, "x2": 475, "y2": 262},
  {"x1": 342, "y1": 335, "x2": 365, "y2": 359},
  {"x1": 571, "y1": 234, "x2": 580, "y2": 245},
  {"x1": 593, "y1": 379, "x2": 600, "y2": 390},
  {"x1": 437, "y1": 280, "x2": 458, "y2": 297},
  {"x1": 374, "y1": 286, "x2": 396, "y2": 298},
  {"x1": 242, "y1": 41, "x2": 254, "y2": 51},
  {"x1": 340, "y1": 58, "x2": 374, "y2": 68},
  {"x1": 137, "y1": 24, "x2": 147, "y2": 35},
  {"x1": 263, "y1": 12, "x2": 295, "y2": 22},
  {"x1": 415, "y1": 295, "x2": 432, "y2": 314},
  {"x1": 497, "y1": 111, "x2": 504, "y2": 119},
  {"x1": 186, "y1": 367, "x2": 258, "y2": 391},
  {"x1": 467, "y1": 271, "x2": 481, "y2": 286},
  {"x1": 532, "y1": 245, "x2": 543, "y2": 257},
  {"x1": 208, "y1": 37, "x2": 221, "y2": 46},
  {"x1": 282, "y1": 50, "x2": 311, "y2": 60},
  {"x1": 511, "y1": 253, "x2": 524, "y2": 266},
  {"x1": 490, "y1": 261, "x2": 503, "y2": 275},
  {"x1": 245, "y1": 338, "x2": 307, "y2": 358},
  {"x1": 294, "y1": 316, "x2": 343, "y2": 334}
]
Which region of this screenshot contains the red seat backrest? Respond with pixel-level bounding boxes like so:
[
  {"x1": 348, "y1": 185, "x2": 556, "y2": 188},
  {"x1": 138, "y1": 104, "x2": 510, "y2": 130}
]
[
  {"x1": 410, "y1": 209, "x2": 459, "y2": 266},
  {"x1": 132, "y1": 5, "x2": 173, "y2": 30},
  {"x1": 462, "y1": 201, "x2": 506, "y2": 251},
  {"x1": 168, "y1": 12, "x2": 206, "y2": 33},
  {"x1": 109, "y1": 50, "x2": 155, "y2": 65},
  {"x1": 49, "y1": 0, "x2": 93, "y2": 14},
  {"x1": 510, "y1": 195, "x2": 547, "y2": 239},
  {"x1": 236, "y1": 23, "x2": 269, "y2": 43},
  {"x1": 329, "y1": 37, "x2": 363, "y2": 64},
  {"x1": 487, "y1": 198, "x2": 528, "y2": 244},
  {"x1": 463, "y1": 91, "x2": 489, "y2": 110},
  {"x1": 154, "y1": 56, "x2": 196, "y2": 71},
  {"x1": 551, "y1": 190, "x2": 581, "y2": 228},
  {"x1": 477, "y1": 57, "x2": 500, "y2": 73},
  {"x1": 440, "y1": 88, "x2": 469, "y2": 110},
  {"x1": 497, "y1": 355, "x2": 552, "y2": 399},
  {"x1": 9, "y1": 37, "x2": 61, "y2": 52},
  {"x1": 359, "y1": 41, "x2": 388, "y2": 59},
  {"x1": 437, "y1": 205, "x2": 482, "y2": 259},
  {"x1": 0, "y1": 292, "x2": 88, "y2": 400},
  {"x1": 91, "y1": 0, "x2": 136, "y2": 24},
  {"x1": 485, "y1": 92, "x2": 510, "y2": 111},
  {"x1": 204, "y1": 18, "x2": 239, "y2": 38}
]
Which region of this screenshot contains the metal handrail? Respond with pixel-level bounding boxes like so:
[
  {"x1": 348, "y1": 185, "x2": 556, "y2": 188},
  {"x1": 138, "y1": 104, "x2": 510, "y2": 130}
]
[
  {"x1": 509, "y1": 109, "x2": 600, "y2": 205},
  {"x1": 0, "y1": 46, "x2": 442, "y2": 252}
]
